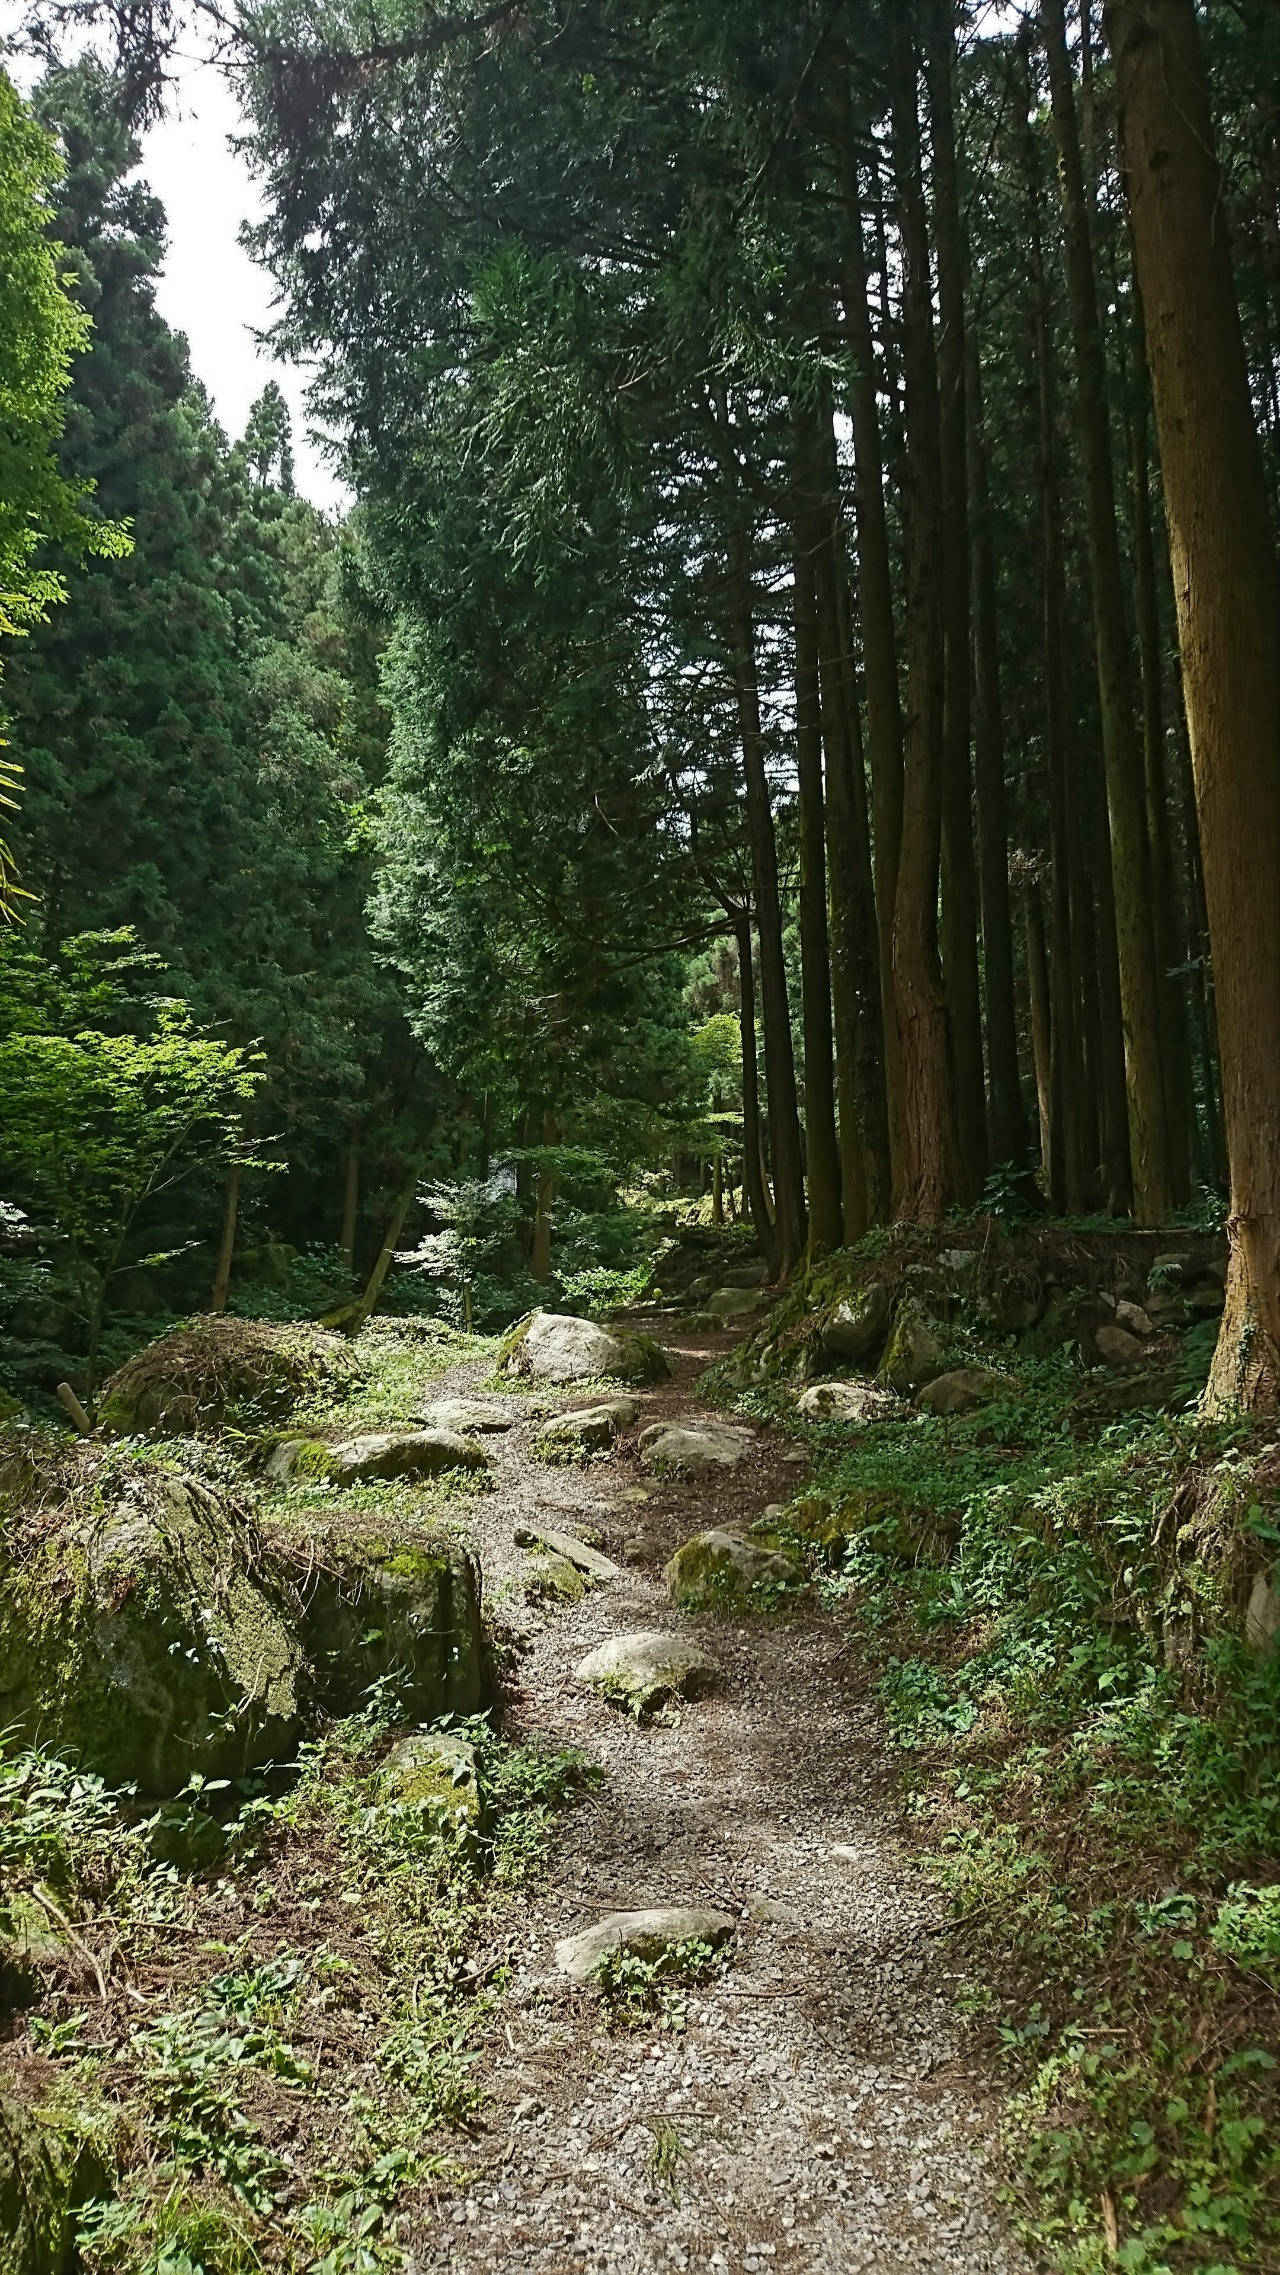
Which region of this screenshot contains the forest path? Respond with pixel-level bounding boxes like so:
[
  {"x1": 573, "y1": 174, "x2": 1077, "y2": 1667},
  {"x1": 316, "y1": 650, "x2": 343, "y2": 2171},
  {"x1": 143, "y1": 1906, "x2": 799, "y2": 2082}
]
[{"x1": 421, "y1": 1323, "x2": 1029, "y2": 2275}]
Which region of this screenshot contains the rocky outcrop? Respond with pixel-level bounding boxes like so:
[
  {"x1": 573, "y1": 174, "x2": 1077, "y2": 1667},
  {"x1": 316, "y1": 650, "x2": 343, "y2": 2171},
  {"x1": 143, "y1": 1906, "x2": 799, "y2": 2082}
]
[
  {"x1": 817, "y1": 1284, "x2": 890, "y2": 1368},
  {"x1": 99, "y1": 1317, "x2": 358, "y2": 1437},
  {"x1": 278, "y1": 1518, "x2": 487, "y2": 1723},
  {"x1": 876, "y1": 1303, "x2": 944, "y2": 1396},
  {"x1": 0, "y1": 1463, "x2": 302, "y2": 1796},
  {"x1": 501, "y1": 1311, "x2": 669, "y2": 1387}
]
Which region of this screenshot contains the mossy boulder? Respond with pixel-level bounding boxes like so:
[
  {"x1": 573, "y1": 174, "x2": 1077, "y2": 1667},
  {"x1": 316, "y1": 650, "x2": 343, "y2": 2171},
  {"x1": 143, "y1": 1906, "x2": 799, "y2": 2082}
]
[
  {"x1": 265, "y1": 1436, "x2": 336, "y2": 1486},
  {"x1": 327, "y1": 1429, "x2": 490, "y2": 1484},
  {"x1": 876, "y1": 1302, "x2": 944, "y2": 1395},
  {"x1": 500, "y1": 1310, "x2": 669, "y2": 1387},
  {"x1": 817, "y1": 1283, "x2": 890, "y2": 1367},
  {"x1": 380, "y1": 1730, "x2": 482, "y2": 1849},
  {"x1": 275, "y1": 1518, "x2": 487, "y2": 1722},
  {"x1": 525, "y1": 1551, "x2": 589, "y2": 1605},
  {"x1": 576, "y1": 1630, "x2": 720, "y2": 1717},
  {"x1": 100, "y1": 1317, "x2": 359, "y2": 1437},
  {"x1": 534, "y1": 1398, "x2": 638, "y2": 1463},
  {"x1": 0, "y1": 2091, "x2": 114, "y2": 2275},
  {"x1": 0, "y1": 1464, "x2": 303, "y2": 1796},
  {"x1": 638, "y1": 1422, "x2": 754, "y2": 1477},
  {"x1": 755, "y1": 1493, "x2": 850, "y2": 1565},
  {"x1": 665, "y1": 1528, "x2": 804, "y2": 1612},
  {"x1": 916, "y1": 1366, "x2": 1013, "y2": 1416}
]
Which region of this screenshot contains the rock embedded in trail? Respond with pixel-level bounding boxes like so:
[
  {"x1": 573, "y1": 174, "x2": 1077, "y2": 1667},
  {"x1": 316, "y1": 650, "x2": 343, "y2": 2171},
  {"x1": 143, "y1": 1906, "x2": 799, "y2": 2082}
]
[
  {"x1": 575, "y1": 1630, "x2": 720, "y2": 1716},
  {"x1": 665, "y1": 1527, "x2": 804, "y2": 1611},
  {"x1": 533, "y1": 1398, "x2": 638, "y2": 1461},
  {"x1": 327, "y1": 1428, "x2": 490, "y2": 1483},
  {"x1": 0, "y1": 1465, "x2": 302, "y2": 1796},
  {"x1": 795, "y1": 1380, "x2": 898, "y2": 1425},
  {"x1": 638, "y1": 1420, "x2": 754, "y2": 1477},
  {"x1": 554, "y1": 1906, "x2": 736, "y2": 1984},
  {"x1": 513, "y1": 1521, "x2": 621, "y2": 1579},
  {"x1": 417, "y1": 1396, "x2": 515, "y2": 1435},
  {"x1": 916, "y1": 1367, "x2": 1013, "y2": 1417},
  {"x1": 501, "y1": 1310, "x2": 669, "y2": 1386}
]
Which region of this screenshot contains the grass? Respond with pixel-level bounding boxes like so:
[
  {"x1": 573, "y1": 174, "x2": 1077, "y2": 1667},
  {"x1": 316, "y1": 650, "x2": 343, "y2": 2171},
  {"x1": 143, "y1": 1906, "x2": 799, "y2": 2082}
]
[
  {"x1": 0, "y1": 1703, "x2": 593, "y2": 2274},
  {"x1": 710, "y1": 1322, "x2": 1280, "y2": 2272}
]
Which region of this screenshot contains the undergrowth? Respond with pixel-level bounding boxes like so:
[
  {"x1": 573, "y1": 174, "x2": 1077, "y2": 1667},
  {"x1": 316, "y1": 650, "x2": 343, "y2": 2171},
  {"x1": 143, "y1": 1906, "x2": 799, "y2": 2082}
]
[
  {"x1": 0, "y1": 1707, "x2": 593, "y2": 2272},
  {"x1": 725, "y1": 1347, "x2": 1280, "y2": 2270}
]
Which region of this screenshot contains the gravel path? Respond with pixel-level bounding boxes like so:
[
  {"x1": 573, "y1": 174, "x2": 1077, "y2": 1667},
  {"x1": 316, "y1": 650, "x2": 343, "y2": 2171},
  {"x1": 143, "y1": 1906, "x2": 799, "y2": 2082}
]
[{"x1": 417, "y1": 1324, "x2": 1029, "y2": 2275}]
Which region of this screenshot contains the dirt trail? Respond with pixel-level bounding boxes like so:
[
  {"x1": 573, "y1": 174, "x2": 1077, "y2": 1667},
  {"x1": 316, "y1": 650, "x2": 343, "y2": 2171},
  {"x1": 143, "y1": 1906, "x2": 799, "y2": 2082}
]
[{"x1": 422, "y1": 1323, "x2": 1029, "y2": 2275}]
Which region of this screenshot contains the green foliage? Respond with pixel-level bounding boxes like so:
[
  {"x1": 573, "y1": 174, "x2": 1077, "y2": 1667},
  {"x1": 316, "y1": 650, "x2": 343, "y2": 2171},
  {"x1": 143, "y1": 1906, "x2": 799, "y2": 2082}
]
[{"x1": 594, "y1": 1938, "x2": 722, "y2": 2034}]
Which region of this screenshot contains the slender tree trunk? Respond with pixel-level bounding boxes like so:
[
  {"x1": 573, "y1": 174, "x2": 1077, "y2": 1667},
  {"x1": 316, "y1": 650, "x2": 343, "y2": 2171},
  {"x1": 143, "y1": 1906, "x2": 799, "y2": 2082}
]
[
  {"x1": 1043, "y1": 0, "x2": 1171, "y2": 1221},
  {"x1": 840, "y1": 122, "x2": 907, "y2": 1202},
  {"x1": 340, "y1": 1141, "x2": 359, "y2": 1273},
  {"x1": 1024, "y1": 876, "x2": 1054, "y2": 1178},
  {"x1": 927, "y1": 0, "x2": 987, "y2": 1200},
  {"x1": 1174, "y1": 692, "x2": 1227, "y2": 1191},
  {"x1": 735, "y1": 913, "x2": 780, "y2": 1274},
  {"x1": 1105, "y1": 0, "x2": 1280, "y2": 1403},
  {"x1": 1080, "y1": 703, "x2": 1135, "y2": 1209},
  {"x1": 727, "y1": 544, "x2": 808, "y2": 1273},
  {"x1": 792, "y1": 481, "x2": 843, "y2": 1259},
  {"x1": 532, "y1": 1113, "x2": 557, "y2": 1284},
  {"x1": 889, "y1": 1, "x2": 958, "y2": 1222},
  {"x1": 967, "y1": 330, "x2": 1026, "y2": 1172},
  {"x1": 348, "y1": 1164, "x2": 420, "y2": 1330},
  {"x1": 478, "y1": 1093, "x2": 493, "y2": 1181},
  {"x1": 211, "y1": 1161, "x2": 240, "y2": 1313}
]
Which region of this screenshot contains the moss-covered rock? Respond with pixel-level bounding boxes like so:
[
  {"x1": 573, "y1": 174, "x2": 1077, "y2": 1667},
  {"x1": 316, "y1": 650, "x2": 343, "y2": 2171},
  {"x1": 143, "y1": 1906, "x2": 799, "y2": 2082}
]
[
  {"x1": 265, "y1": 1436, "x2": 337, "y2": 1486},
  {"x1": 525, "y1": 1552, "x2": 589, "y2": 1605},
  {"x1": 876, "y1": 1302, "x2": 944, "y2": 1395},
  {"x1": 0, "y1": 1465, "x2": 303, "y2": 1796},
  {"x1": 500, "y1": 1311, "x2": 669, "y2": 1387},
  {"x1": 380, "y1": 1730, "x2": 482, "y2": 1848},
  {"x1": 274, "y1": 1518, "x2": 488, "y2": 1722},
  {"x1": 817, "y1": 1283, "x2": 890, "y2": 1367},
  {"x1": 0, "y1": 2090, "x2": 114, "y2": 2275},
  {"x1": 100, "y1": 1317, "x2": 359, "y2": 1437},
  {"x1": 534, "y1": 1399, "x2": 638, "y2": 1462},
  {"x1": 327, "y1": 1429, "x2": 490, "y2": 1484},
  {"x1": 664, "y1": 1528, "x2": 804, "y2": 1612}
]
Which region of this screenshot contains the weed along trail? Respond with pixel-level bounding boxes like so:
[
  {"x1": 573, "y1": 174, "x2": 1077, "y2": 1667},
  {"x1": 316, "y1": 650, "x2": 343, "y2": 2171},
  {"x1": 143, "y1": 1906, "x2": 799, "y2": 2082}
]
[{"x1": 415, "y1": 1312, "x2": 1030, "y2": 2275}]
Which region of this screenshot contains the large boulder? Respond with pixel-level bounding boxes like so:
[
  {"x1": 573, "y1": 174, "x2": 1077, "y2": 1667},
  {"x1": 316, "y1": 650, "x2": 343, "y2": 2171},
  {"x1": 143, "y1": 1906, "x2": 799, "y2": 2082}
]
[
  {"x1": 327, "y1": 1429, "x2": 490, "y2": 1484},
  {"x1": 0, "y1": 1463, "x2": 302, "y2": 1797},
  {"x1": 275, "y1": 1518, "x2": 487, "y2": 1722},
  {"x1": 795, "y1": 1380, "x2": 898, "y2": 1426},
  {"x1": 876, "y1": 1303, "x2": 944, "y2": 1395},
  {"x1": 916, "y1": 1367, "x2": 1013, "y2": 1417},
  {"x1": 99, "y1": 1317, "x2": 358, "y2": 1437},
  {"x1": 703, "y1": 1287, "x2": 770, "y2": 1323},
  {"x1": 555, "y1": 1907, "x2": 735, "y2": 1984},
  {"x1": 818, "y1": 1284, "x2": 890, "y2": 1368},
  {"x1": 665, "y1": 1528, "x2": 804, "y2": 1611},
  {"x1": 638, "y1": 1422, "x2": 754, "y2": 1477},
  {"x1": 0, "y1": 2091, "x2": 112, "y2": 2275},
  {"x1": 501, "y1": 1311, "x2": 669, "y2": 1387},
  {"x1": 575, "y1": 1631, "x2": 720, "y2": 1717}
]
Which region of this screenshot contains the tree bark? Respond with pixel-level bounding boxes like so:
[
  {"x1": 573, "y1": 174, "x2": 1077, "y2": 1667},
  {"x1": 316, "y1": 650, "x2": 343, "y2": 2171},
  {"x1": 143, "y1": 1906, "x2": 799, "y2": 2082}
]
[
  {"x1": 211, "y1": 1160, "x2": 240, "y2": 1314},
  {"x1": 792, "y1": 482, "x2": 843, "y2": 1259},
  {"x1": 1023, "y1": 875, "x2": 1054, "y2": 1178},
  {"x1": 340, "y1": 1140, "x2": 359, "y2": 1273},
  {"x1": 967, "y1": 329, "x2": 1027, "y2": 1174},
  {"x1": 532, "y1": 1113, "x2": 557, "y2": 1283},
  {"x1": 888, "y1": 0, "x2": 958, "y2": 1222},
  {"x1": 1105, "y1": 0, "x2": 1280, "y2": 1404},
  {"x1": 927, "y1": 0, "x2": 987, "y2": 1201},
  {"x1": 1043, "y1": 0, "x2": 1171, "y2": 1221},
  {"x1": 735, "y1": 912, "x2": 780, "y2": 1275}
]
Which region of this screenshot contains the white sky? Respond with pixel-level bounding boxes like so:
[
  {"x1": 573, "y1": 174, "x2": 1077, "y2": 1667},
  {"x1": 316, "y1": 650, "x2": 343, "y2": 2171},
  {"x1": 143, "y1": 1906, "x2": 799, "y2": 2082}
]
[{"x1": 2, "y1": 23, "x2": 347, "y2": 511}]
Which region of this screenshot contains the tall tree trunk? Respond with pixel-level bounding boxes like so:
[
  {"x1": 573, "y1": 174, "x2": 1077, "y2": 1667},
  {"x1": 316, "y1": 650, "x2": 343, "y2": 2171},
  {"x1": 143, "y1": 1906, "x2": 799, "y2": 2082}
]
[
  {"x1": 792, "y1": 479, "x2": 843, "y2": 1259},
  {"x1": 1023, "y1": 875, "x2": 1054, "y2": 1177},
  {"x1": 927, "y1": 0, "x2": 987, "y2": 1200},
  {"x1": 735, "y1": 913, "x2": 780, "y2": 1275},
  {"x1": 1043, "y1": 0, "x2": 1171, "y2": 1221},
  {"x1": 889, "y1": 0, "x2": 958, "y2": 1222},
  {"x1": 1105, "y1": 0, "x2": 1280, "y2": 1404},
  {"x1": 211, "y1": 1161, "x2": 240, "y2": 1314},
  {"x1": 532, "y1": 1113, "x2": 557, "y2": 1283},
  {"x1": 840, "y1": 117, "x2": 907, "y2": 1203},
  {"x1": 967, "y1": 329, "x2": 1027, "y2": 1173},
  {"x1": 1081, "y1": 695, "x2": 1136, "y2": 1209},
  {"x1": 1128, "y1": 290, "x2": 1194, "y2": 1203},
  {"x1": 340, "y1": 1139, "x2": 359, "y2": 1273},
  {"x1": 727, "y1": 556, "x2": 808, "y2": 1274}
]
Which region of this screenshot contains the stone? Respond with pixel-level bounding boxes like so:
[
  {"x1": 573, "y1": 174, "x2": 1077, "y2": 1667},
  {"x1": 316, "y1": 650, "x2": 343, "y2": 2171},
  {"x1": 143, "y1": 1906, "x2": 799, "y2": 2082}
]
[
  {"x1": 819, "y1": 1284, "x2": 890, "y2": 1367},
  {"x1": 1187, "y1": 1277, "x2": 1226, "y2": 1317},
  {"x1": 265, "y1": 1436, "x2": 336, "y2": 1486},
  {"x1": 513, "y1": 1522, "x2": 621, "y2": 1580},
  {"x1": 327, "y1": 1428, "x2": 490, "y2": 1484},
  {"x1": 0, "y1": 1469, "x2": 302, "y2": 1797},
  {"x1": 575, "y1": 1631, "x2": 720, "y2": 1717},
  {"x1": 381, "y1": 1731, "x2": 482, "y2": 1841},
  {"x1": 1114, "y1": 1300, "x2": 1154, "y2": 1338},
  {"x1": 665, "y1": 1528, "x2": 804, "y2": 1612},
  {"x1": 1095, "y1": 1323, "x2": 1146, "y2": 1371},
  {"x1": 718, "y1": 1263, "x2": 768, "y2": 1290},
  {"x1": 796, "y1": 1381, "x2": 897, "y2": 1426},
  {"x1": 876, "y1": 1303, "x2": 943, "y2": 1395},
  {"x1": 501, "y1": 1311, "x2": 669, "y2": 1387},
  {"x1": 533, "y1": 1399, "x2": 638, "y2": 1461},
  {"x1": 99, "y1": 1316, "x2": 358, "y2": 1437},
  {"x1": 0, "y1": 2090, "x2": 112, "y2": 2275},
  {"x1": 526, "y1": 1553, "x2": 587, "y2": 1605},
  {"x1": 704, "y1": 1287, "x2": 769, "y2": 1322},
  {"x1": 915, "y1": 1367, "x2": 1012, "y2": 1417},
  {"x1": 638, "y1": 1421, "x2": 754, "y2": 1477},
  {"x1": 418, "y1": 1397, "x2": 516, "y2": 1434},
  {"x1": 1246, "y1": 1570, "x2": 1280, "y2": 1655},
  {"x1": 554, "y1": 1907, "x2": 736, "y2": 1984},
  {"x1": 279, "y1": 1520, "x2": 487, "y2": 1723}
]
